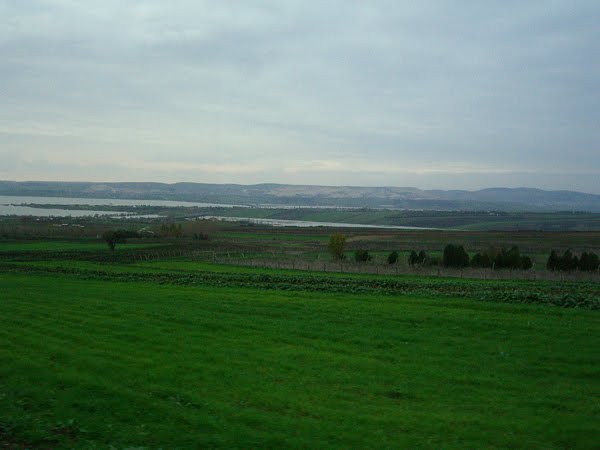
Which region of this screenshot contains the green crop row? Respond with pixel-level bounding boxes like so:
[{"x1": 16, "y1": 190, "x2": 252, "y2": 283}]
[{"x1": 3, "y1": 262, "x2": 598, "y2": 310}]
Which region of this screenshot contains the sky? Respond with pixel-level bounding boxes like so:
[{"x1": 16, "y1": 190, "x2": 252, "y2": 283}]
[{"x1": 1, "y1": 1, "x2": 600, "y2": 193}]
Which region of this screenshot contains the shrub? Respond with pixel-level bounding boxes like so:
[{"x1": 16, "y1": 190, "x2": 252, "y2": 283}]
[
  {"x1": 494, "y1": 246, "x2": 521, "y2": 269},
  {"x1": 102, "y1": 229, "x2": 137, "y2": 251},
  {"x1": 579, "y1": 251, "x2": 600, "y2": 272},
  {"x1": 423, "y1": 256, "x2": 442, "y2": 267},
  {"x1": 547, "y1": 250, "x2": 559, "y2": 271},
  {"x1": 520, "y1": 255, "x2": 533, "y2": 270},
  {"x1": 354, "y1": 249, "x2": 372, "y2": 262},
  {"x1": 387, "y1": 251, "x2": 399, "y2": 265},
  {"x1": 102, "y1": 230, "x2": 118, "y2": 251},
  {"x1": 559, "y1": 250, "x2": 578, "y2": 271},
  {"x1": 546, "y1": 249, "x2": 597, "y2": 272},
  {"x1": 408, "y1": 250, "x2": 419, "y2": 266},
  {"x1": 443, "y1": 244, "x2": 469, "y2": 268},
  {"x1": 471, "y1": 252, "x2": 492, "y2": 268},
  {"x1": 408, "y1": 250, "x2": 427, "y2": 266}
]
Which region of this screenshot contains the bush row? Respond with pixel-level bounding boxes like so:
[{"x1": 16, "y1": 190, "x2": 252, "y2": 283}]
[
  {"x1": 405, "y1": 245, "x2": 533, "y2": 270},
  {"x1": 547, "y1": 250, "x2": 599, "y2": 272}
]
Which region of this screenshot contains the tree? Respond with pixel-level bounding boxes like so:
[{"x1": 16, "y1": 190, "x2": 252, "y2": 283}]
[
  {"x1": 520, "y1": 255, "x2": 533, "y2": 270},
  {"x1": 494, "y1": 246, "x2": 521, "y2": 270},
  {"x1": 559, "y1": 250, "x2": 577, "y2": 271},
  {"x1": 387, "y1": 251, "x2": 399, "y2": 265},
  {"x1": 443, "y1": 244, "x2": 469, "y2": 268},
  {"x1": 354, "y1": 249, "x2": 372, "y2": 262},
  {"x1": 546, "y1": 249, "x2": 598, "y2": 272},
  {"x1": 102, "y1": 230, "x2": 119, "y2": 251},
  {"x1": 328, "y1": 233, "x2": 347, "y2": 260},
  {"x1": 423, "y1": 256, "x2": 442, "y2": 267},
  {"x1": 407, "y1": 250, "x2": 419, "y2": 266},
  {"x1": 409, "y1": 250, "x2": 427, "y2": 266},
  {"x1": 579, "y1": 251, "x2": 600, "y2": 272},
  {"x1": 471, "y1": 252, "x2": 492, "y2": 268},
  {"x1": 101, "y1": 229, "x2": 137, "y2": 251},
  {"x1": 547, "y1": 250, "x2": 559, "y2": 271}
]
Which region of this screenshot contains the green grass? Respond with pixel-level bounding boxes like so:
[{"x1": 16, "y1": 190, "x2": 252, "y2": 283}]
[
  {"x1": 218, "y1": 231, "x2": 329, "y2": 242},
  {"x1": 0, "y1": 240, "x2": 161, "y2": 253},
  {"x1": 1, "y1": 271, "x2": 599, "y2": 448},
  {"x1": 5, "y1": 257, "x2": 600, "y2": 309},
  {"x1": 179, "y1": 207, "x2": 600, "y2": 231}
]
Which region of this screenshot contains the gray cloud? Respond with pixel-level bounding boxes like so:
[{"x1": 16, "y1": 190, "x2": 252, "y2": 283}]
[{"x1": 1, "y1": 1, "x2": 599, "y2": 192}]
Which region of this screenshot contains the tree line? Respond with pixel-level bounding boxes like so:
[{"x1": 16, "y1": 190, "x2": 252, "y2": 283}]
[
  {"x1": 328, "y1": 233, "x2": 599, "y2": 272},
  {"x1": 547, "y1": 250, "x2": 599, "y2": 272},
  {"x1": 404, "y1": 245, "x2": 533, "y2": 270}
]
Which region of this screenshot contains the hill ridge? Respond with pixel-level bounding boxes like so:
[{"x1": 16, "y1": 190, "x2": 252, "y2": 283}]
[{"x1": 2, "y1": 180, "x2": 600, "y2": 212}]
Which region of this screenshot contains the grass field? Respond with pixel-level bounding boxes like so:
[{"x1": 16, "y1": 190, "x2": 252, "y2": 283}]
[
  {"x1": 1, "y1": 232, "x2": 600, "y2": 447},
  {"x1": 0, "y1": 241, "x2": 162, "y2": 253},
  {"x1": 2, "y1": 267, "x2": 600, "y2": 448}
]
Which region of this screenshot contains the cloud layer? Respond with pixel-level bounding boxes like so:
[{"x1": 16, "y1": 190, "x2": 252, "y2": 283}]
[{"x1": 2, "y1": 1, "x2": 599, "y2": 192}]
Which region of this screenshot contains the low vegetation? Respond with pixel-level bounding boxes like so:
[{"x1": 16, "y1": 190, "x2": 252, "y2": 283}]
[
  {"x1": 2, "y1": 271, "x2": 599, "y2": 448},
  {"x1": 353, "y1": 249, "x2": 372, "y2": 262},
  {"x1": 547, "y1": 249, "x2": 600, "y2": 272},
  {"x1": 101, "y1": 229, "x2": 140, "y2": 251},
  {"x1": 404, "y1": 245, "x2": 536, "y2": 271},
  {"x1": 387, "y1": 250, "x2": 399, "y2": 265},
  {"x1": 1, "y1": 219, "x2": 600, "y2": 446},
  {"x1": 327, "y1": 232, "x2": 347, "y2": 260}
]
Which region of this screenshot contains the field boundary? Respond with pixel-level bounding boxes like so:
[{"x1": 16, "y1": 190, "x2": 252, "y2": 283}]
[{"x1": 211, "y1": 256, "x2": 600, "y2": 282}]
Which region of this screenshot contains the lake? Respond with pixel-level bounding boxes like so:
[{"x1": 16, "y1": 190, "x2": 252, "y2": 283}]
[
  {"x1": 0, "y1": 195, "x2": 433, "y2": 229},
  {"x1": 0, "y1": 195, "x2": 244, "y2": 217}
]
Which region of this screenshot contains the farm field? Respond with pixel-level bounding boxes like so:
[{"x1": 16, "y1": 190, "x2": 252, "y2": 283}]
[
  {"x1": 2, "y1": 271, "x2": 600, "y2": 448},
  {"x1": 1, "y1": 230, "x2": 600, "y2": 447},
  {"x1": 0, "y1": 241, "x2": 163, "y2": 253}
]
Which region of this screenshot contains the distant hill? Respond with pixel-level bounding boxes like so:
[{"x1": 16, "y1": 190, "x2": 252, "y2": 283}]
[{"x1": 2, "y1": 181, "x2": 600, "y2": 212}]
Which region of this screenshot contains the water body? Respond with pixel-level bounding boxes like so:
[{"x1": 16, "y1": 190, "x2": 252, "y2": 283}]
[
  {"x1": 198, "y1": 216, "x2": 435, "y2": 230},
  {"x1": 0, "y1": 205, "x2": 133, "y2": 217},
  {"x1": 0, "y1": 195, "x2": 431, "y2": 228},
  {"x1": 0, "y1": 195, "x2": 245, "y2": 217},
  {"x1": 0, "y1": 195, "x2": 246, "y2": 208}
]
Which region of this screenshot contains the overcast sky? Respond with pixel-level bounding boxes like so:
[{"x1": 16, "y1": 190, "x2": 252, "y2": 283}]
[{"x1": 1, "y1": 1, "x2": 599, "y2": 192}]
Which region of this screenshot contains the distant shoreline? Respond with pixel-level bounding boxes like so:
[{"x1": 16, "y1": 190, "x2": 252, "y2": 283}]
[{"x1": 2, "y1": 181, "x2": 600, "y2": 212}]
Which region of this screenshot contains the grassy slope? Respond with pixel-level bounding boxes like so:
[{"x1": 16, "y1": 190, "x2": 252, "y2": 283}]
[{"x1": 1, "y1": 272, "x2": 599, "y2": 448}]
